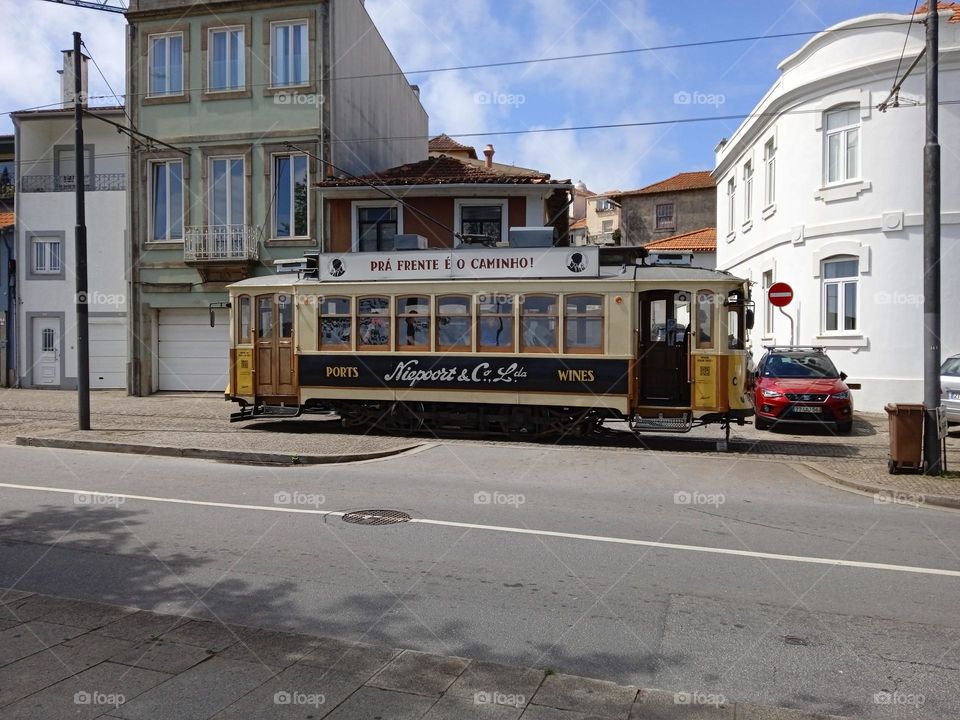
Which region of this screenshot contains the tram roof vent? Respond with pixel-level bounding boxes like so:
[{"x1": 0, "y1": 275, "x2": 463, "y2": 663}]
[
  {"x1": 648, "y1": 251, "x2": 694, "y2": 266},
  {"x1": 509, "y1": 226, "x2": 555, "y2": 248},
  {"x1": 393, "y1": 234, "x2": 429, "y2": 251}
]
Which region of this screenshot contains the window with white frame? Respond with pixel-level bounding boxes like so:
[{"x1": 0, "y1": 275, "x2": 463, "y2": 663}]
[
  {"x1": 151, "y1": 160, "x2": 184, "y2": 241},
  {"x1": 824, "y1": 106, "x2": 860, "y2": 185},
  {"x1": 764, "y1": 139, "x2": 776, "y2": 206},
  {"x1": 209, "y1": 157, "x2": 245, "y2": 227},
  {"x1": 273, "y1": 153, "x2": 309, "y2": 238},
  {"x1": 822, "y1": 256, "x2": 859, "y2": 332},
  {"x1": 271, "y1": 21, "x2": 308, "y2": 87},
  {"x1": 655, "y1": 203, "x2": 674, "y2": 230},
  {"x1": 743, "y1": 160, "x2": 753, "y2": 222},
  {"x1": 149, "y1": 33, "x2": 184, "y2": 96},
  {"x1": 726, "y1": 177, "x2": 736, "y2": 234},
  {"x1": 762, "y1": 270, "x2": 774, "y2": 335},
  {"x1": 32, "y1": 237, "x2": 61, "y2": 274},
  {"x1": 209, "y1": 27, "x2": 245, "y2": 91},
  {"x1": 596, "y1": 198, "x2": 611, "y2": 212}
]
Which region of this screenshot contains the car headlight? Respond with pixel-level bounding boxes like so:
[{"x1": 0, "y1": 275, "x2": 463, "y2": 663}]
[
  {"x1": 831, "y1": 391, "x2": 850, "y2": 400},
  {"x1": 761, "y1": 389, "x2": 783, "y2": 398}
]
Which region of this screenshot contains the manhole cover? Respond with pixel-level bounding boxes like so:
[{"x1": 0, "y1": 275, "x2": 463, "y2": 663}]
[{"x1": 342, "y1": 510, "x2": 412, "y2": 526}]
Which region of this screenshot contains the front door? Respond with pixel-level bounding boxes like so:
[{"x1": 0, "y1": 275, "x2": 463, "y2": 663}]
[
  {"x1": 255, "y1": 293, "x2": 296, "y2": 397},
  {"x1": 33, "y1": 317, "x2": 61, "y2": 386},
  {"x1": 638, "y1": 291, "x2": 691, "y2": 406}
]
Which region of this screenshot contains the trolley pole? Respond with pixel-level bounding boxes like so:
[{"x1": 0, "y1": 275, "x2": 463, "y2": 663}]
[
  {"x1": 73, "y1": 31, "x2": 91, "y2": 431},
  {"x1": 922, "y1": 7, "x2": 941, "y2": 474}
]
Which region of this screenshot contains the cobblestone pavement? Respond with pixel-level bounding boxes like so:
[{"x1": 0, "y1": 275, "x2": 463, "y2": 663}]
[
  {"x1": 0, "y1": 589, "x2": 849, "y2": 719},
  {"x1": 2, "y1": 388, "x2": 958, "y2": 502}
]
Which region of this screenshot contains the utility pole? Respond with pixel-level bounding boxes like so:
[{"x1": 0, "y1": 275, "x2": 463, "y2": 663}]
[
  {"x1": 923, "y1": 6, "x2": 941, "y2": 474},
  {"x1": 74, "y1": 31, "x2": 91, "y2": 430}
]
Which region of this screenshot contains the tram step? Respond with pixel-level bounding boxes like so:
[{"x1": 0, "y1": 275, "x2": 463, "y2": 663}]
[
  {"x1": 629, "y1": 413, "x2": 692, "y2": 433},
  {"x1": 230, "y1": 404, "x2": 302, "y2": 422}
]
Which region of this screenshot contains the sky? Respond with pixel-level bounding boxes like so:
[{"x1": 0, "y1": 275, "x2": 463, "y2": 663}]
[{"x1": 0, "y1": 0, "x2": 913, "y2": 193}]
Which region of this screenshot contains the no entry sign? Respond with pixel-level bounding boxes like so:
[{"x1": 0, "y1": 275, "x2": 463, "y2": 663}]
[{"x1": 768, "y1": 282, "x2": 794, "y2": 307}]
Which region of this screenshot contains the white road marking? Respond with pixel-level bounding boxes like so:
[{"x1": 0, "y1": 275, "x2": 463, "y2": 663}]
[{"x1": 1, "y1": 481, "x2": 958, "y2": 579}]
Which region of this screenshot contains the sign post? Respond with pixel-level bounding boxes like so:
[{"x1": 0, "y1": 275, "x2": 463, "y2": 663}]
[{"x1": 768, "y1": 282, "x2": 795, "y2": 346}]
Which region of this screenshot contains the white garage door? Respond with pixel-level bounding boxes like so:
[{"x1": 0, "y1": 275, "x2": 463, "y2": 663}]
[
  {"x1": 90, "y1": 318, "x2": 127, "y2": 389},
  {"x1": 158, "y1": 309, "x2": 229, "y2": 392}
]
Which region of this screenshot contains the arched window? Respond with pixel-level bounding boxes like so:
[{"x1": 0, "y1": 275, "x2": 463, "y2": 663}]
[
  {"x1": 357, "y1": 296, "x2": 391, "y2": 350},
  {"x1": 396, "y1": 295, "x2": 431, "y2": 351},
  {"x1": 564, "y1": 294, "x2": 604, "y2": 353},
  {"x1": 824, "y1": 105, "x2": 860, "y2": 184},
  {"x1": 822, "y1": 256, "x2": 859, "y2": 332},
  {"x1": 521, "y1": 295, "x2": 558, "y2": 353},
  {"x1": 436, "y1": 295, "x2": 472, "y2": 351}
]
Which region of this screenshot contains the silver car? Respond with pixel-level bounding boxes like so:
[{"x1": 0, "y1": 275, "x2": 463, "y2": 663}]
[{"x1": 943, "y1": 355, "x2": 960, "y2": 424}]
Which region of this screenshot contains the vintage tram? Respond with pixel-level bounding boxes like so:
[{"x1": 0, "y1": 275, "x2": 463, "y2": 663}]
[{"x1": 223, "y1": 244, "x2": 754, "y2": 438}]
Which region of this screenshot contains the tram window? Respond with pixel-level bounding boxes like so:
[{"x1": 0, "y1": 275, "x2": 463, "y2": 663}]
[
  {"x1": 397, "y1": 295, "x2": 431, "y2": 350},
  {"x1": 437, "y1": 295, "x2": 472, "y2": 351},
  {"x1": 726, "y1": 305, "x2": 744, "y2": 350},
  {"x1": 565, "y1": 294, "x2": 603, "y2": 353},
  {"x1": 237, "y1": 295, "x2": 251, "y2": 344},
  {"x1": 257, "y1": 296, "x2": 273, "y2": 340},
  {"x1": 696, "y1": 291, "x2": 715, "y2": 349},
  {"x1": 521, "y1": 294, "x2": 558, "y2": 353},
  {"x1": 278, "y1": 294, "x2": 294, "y2": 338},
  {"x1": 319, "y1": 296, "x2": 351, "y2": 350},
  {"x1": 477, "y1": 294, "x2": 514, "y2": 352},
  {"x1": 357, "y1": 296, "x2": 391, "y2": 350}
]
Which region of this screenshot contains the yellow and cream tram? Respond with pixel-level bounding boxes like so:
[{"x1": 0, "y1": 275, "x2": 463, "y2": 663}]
[{"x1": 224, "y1": 245, "x2": 754, "y2": 438}]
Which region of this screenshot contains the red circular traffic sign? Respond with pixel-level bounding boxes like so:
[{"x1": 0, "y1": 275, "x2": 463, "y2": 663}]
[{"x1": 768, "y1": 282, "x2": 794, "y2": 307}]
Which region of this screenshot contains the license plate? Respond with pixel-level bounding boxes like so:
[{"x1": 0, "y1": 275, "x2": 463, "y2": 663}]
[
  {"x1": 794, "y1": 406, "x2": 822, "y2": 414},
  {"x1": 949, "y1": 391, "x2": 960, "y2": 400}
]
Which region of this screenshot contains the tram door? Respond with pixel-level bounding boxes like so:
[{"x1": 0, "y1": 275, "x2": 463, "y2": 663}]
[
  {"x1": 255, "y1": 293, "x2": 296, "y2": 397},
  {"x1": 638, "y1": 291, "x2": 691, "y2": 406}
]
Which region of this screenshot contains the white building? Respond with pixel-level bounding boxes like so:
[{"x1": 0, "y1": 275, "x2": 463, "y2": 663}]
[
  {"x1": 13, "y1": 52, "x2": 129, "y2": 390},
  {"x1": 714, "y1": 9, "x2": 960, "y2": 412}
]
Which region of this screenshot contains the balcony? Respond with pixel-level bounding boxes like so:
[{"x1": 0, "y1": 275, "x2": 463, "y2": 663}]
[
  {"x1": 20, "y1": 173, "x2": 126, "y2": 193},
  {"x1": 183, "y1": 224, "x2": 260, "y2": 282}
]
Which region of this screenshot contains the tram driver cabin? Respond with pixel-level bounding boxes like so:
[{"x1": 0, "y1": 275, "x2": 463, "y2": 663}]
[{"x1": 224, "y1": 238, "x2": 755, "y2": 438}]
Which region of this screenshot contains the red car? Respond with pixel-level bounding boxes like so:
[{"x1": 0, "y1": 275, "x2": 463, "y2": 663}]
[{"x1": 752, "y1": 347, "x2": 854, "y2": 433}]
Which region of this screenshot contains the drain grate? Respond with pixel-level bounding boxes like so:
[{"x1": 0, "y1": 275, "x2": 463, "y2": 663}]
[{"x1": 342, "y1": 509, "x2": 412, "y2": 526}]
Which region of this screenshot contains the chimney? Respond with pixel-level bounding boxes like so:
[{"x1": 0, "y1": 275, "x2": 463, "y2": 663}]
[
  {"x1": 483, "y1": 144, "x2": 495, "y2": 169},
  {"x1": 59, "y1": 49, "x2": 89, "y2": 109},
  {"x1": 410, "y1": 84, "x2": 420, "y2": 99}
]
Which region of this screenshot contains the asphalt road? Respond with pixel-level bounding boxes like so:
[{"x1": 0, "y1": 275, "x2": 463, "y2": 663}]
[{"x1": 0, "y1": 442, "x2": 957, "y2": 719}]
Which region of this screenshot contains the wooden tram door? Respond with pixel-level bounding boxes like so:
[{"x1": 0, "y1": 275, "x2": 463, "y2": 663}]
[
  {"x1": 255, "y1": 294, "x2": 296, "y2": 397},
  {"x1": 638, "y1": 291, "x2": 691, "y2": 406}
]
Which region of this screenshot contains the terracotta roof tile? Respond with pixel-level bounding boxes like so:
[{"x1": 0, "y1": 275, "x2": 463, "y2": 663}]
[
  {"x1": 569, "y1": 217, "x2": 588, "y2": 230},
  {"x1": 0, "y1": 210, "x2": 14, "y2": 229},
  {"x1": 316, "y1": 155, "x2": 558, "y2": 188},
  {"x1": 917, "y1": 3, "x2": 960, "y2": 21},
  {"x1": 613, "y1": 171, "x2": 714, "y2": 199},
  {"x1": 428, "y1": 133, "x2": 478, "y2": 159},
  {"x1": 645, "y1": 227, "x2": 716, "y2": 252}
]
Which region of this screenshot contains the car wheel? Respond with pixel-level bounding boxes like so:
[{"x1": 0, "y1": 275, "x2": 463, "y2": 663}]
[
  {"x1": 836, "y1": 421, "x2": 853, "y2": 434},
  {"x1": 755, "y1": 417, "x2": 772, "y2": 431}
]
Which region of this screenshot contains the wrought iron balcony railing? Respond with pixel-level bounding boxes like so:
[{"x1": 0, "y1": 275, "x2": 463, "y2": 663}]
[
  {"x1": 20, "y1": 173, "x2": 127, "y2": 193},
  {"x1": 184, "y1": 225, "x2": 261, "y2": 262}
]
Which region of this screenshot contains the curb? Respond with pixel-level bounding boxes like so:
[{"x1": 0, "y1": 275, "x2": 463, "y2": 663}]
[
  {"x1": 800, "y1": 462, "x2": 960, "y2": 510},
  {"x1": 14, "y1": 435, "x2": 422, "y2": 466}
]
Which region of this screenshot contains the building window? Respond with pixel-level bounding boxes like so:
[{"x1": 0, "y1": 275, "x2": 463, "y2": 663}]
[
  {"x1": 55, "y1": 146, "x2": 93, "y2": 190},
  {"x1": 564, "y1": 294, "x2": 603, "y2": 353},
  {"x1": 743, "y1": 161, "x2": 753, "y2": 222},
  {"x1": 318, "y1": 297, "x2": 351, "y2": 350},
  {"x1": 149, "y1": 33, "x2": 184, "y2": 96},
  {"x1": 655, "y1": 203, "x2": 674, "y2": 230},
  {"x1": 209, "y1": 27, "x2": 245, "y2": 91},
  {"x1": 237, "y1": 295, "x2": 252, "y2": 343},
  {"x1": 357, "y1": 206, "x2": 398, "y2": 251},
  {"x1": 478, "y1": 294, "x2": 514, "y2": 352},
  {"x1": 436, "y1": 295, "x2": 472, "y2": 351},
  {"x1": 271, "y1": 21, "x2": 308, "y2": 88},
  {"x1": 209, "y1": 157, "x2": 245, "y2": 227},
  {"x1": 762, "y1": 270, "x2": 774, "y2": 335},
  {"x1": 822, "y1": 256, "x2": 859, "y2": 332},
  {"x1": 824, "y1": 106, "x2": 860, "y2": 184},
  {"x1": 396, "y1": 295, "x2": 430, "y2": 350},
  {"x1": 726, "y1": 178, "x2": 736, "y2": 235},
  {"x1": 460, "y1": 204, "x2": 504, "y2": 245},
  {"x1": 357, "y1": 296, "x2": 391, "y2": 350},
  {"x1": 596, "y1": 198, "x2": 611, "y2": 212},
  {"x1": 764, "y1": 139, "x2": 776, "y2": 206},
  {"x1": 521, "y1": 295, "x2": 558, "y2": 353},
  {"x1": 273, "y1": 154, "x2": 309, "y2": 238},
  {"x1": 151, "y1": 160, "x2": 184, "y2": 241},
  {"x1": 32, "y1": 237, "x2": 62, "y2": 274}
]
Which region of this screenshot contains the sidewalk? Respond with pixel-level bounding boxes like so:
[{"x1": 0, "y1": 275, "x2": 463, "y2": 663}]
[{"x1": 0, "y1": 589, "x2": 849, "y2": 719}]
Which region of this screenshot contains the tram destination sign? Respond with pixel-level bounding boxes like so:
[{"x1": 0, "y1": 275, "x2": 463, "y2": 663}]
[
  {"x1": 300, "y1": 354, "x2": 629, "y2": 395},
  {"x1": 319, "y1": 247, "x2": 600, "y2": 282}
]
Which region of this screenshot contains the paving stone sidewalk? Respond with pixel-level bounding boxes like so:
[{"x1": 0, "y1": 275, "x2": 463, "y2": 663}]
[{"x1": 0, "y1": 589, "x2": 849, "y2": 719}]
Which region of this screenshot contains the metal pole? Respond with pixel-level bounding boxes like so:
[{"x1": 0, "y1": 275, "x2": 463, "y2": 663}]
[
  {"x1": 74, "y1": 31, "x2": 90, "y2": 430},
  {"x1": 923, "y1": 7, "x2": 941, "y2": 474}
]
